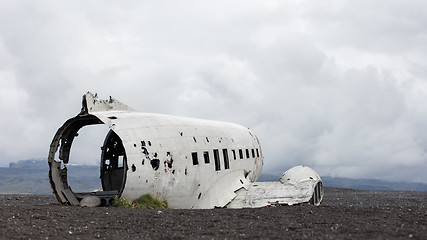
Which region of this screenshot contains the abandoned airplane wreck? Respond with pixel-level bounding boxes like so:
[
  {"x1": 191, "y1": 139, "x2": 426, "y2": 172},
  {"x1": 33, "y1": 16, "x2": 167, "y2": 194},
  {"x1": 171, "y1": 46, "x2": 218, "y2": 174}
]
[{"x1": 48, "y1": 92, "x2": 323, "y2": 208}]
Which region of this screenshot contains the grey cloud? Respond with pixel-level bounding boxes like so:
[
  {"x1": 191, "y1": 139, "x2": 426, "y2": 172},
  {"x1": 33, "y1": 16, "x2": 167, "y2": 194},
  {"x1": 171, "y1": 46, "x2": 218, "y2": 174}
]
[
  {"x1": 306, "y1": 0, "x2": 427, "y2": 53},
  {"x1": 0, "y1": 1, "x2": 426, "y2": 184}
]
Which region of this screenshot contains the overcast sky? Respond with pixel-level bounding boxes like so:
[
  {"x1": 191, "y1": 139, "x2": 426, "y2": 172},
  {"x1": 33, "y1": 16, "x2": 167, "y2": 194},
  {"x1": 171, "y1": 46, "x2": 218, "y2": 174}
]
[{"x1": 1, "y1": 0, "x2": 427, "y2": 184}]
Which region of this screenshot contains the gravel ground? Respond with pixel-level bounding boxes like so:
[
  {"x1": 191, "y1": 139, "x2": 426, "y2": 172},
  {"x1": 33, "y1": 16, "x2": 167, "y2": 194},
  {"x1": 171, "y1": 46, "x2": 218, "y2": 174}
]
[{"x1": 0, "y1": 187, "x2": 426, "y2": 239}]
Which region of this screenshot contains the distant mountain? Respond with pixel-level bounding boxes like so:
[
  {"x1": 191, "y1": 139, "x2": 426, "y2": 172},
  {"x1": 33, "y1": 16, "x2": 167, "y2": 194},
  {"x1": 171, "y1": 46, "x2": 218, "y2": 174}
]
[
  {"x1": 1, "y1": 159, "x2": 426, "y2": 194},
  {"x1": 320, "y1": 176, "x2": 427, "y2": 191},
  {"x1": 257, "y1": 173, "x2": 427, "y2": 191},
  {"x1": 9, "y1": 159, "x2": 48, "y2": 169},
  {"x1": 1, "y1": 159, "x2": 100, "y2": 194}
]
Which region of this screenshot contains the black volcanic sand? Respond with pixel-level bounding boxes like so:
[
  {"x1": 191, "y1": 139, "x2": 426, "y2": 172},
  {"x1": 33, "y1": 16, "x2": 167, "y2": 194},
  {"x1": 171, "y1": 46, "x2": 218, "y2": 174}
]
[{"x1": 0, "y1": 188, "x2": 426, "y2": 239}]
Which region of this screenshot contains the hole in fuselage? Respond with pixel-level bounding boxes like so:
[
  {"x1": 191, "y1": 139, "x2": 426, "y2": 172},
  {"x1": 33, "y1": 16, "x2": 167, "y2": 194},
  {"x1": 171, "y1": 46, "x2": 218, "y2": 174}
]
[
  {"x1": 66, "y1": 125, "x2": 107, "y2": 193},
  {"x1": 151, "y1": 159, "x2": 160, "y2": 170}
]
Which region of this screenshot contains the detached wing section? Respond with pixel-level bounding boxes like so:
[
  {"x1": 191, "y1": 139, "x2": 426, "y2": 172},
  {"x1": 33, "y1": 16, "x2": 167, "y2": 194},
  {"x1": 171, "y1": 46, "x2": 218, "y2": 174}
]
[{"x1": 227, "y1": 166, "x2": 323, "y2": 208}]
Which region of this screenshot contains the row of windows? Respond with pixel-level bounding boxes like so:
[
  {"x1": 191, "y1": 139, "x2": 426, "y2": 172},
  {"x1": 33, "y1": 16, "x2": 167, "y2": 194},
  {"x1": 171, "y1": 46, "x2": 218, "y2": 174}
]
[{"x1": 191, "y1": 148, "x2": 260, "y2": 171}]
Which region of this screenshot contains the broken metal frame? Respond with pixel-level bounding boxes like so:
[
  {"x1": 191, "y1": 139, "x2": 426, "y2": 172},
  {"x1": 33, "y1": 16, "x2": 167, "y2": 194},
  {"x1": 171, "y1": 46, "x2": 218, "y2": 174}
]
[{"x1": 48, "y1": 95, "x2": 131, "y2": 206}]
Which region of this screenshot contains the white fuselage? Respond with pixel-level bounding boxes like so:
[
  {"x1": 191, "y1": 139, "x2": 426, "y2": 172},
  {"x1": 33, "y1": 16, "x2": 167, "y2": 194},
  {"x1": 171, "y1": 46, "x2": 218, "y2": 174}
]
[
  {"x1": 48, "y1": 92, "x2": 322, "y2": 209},
  {"x1": 99, "y1": 112, "x2": 263, "y2": 208}
]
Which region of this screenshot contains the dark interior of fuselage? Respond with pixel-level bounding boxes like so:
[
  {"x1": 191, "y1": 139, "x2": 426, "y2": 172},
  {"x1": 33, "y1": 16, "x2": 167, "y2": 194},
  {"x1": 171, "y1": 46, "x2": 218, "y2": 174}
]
[{"x1": 100, "y1": 130, "x2": 127, "y2": 192}]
